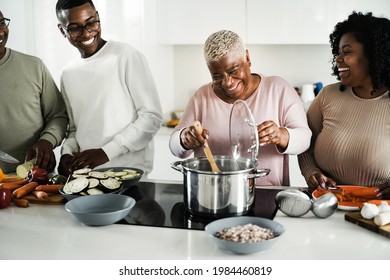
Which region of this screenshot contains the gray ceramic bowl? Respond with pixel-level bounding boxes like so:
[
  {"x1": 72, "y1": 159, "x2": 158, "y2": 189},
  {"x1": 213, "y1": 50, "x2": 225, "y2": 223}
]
[
  {"x1": 65, "y1": 194, "x2": 136, "y2": 226},
  {"x1": 205, "y1": 216, "x2": 284, "y2": 255}
]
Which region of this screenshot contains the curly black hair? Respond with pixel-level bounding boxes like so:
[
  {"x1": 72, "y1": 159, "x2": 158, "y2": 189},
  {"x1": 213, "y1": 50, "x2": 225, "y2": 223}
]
[{"x1": 329, "y1": 11, "x2": 390, "y2": 93}]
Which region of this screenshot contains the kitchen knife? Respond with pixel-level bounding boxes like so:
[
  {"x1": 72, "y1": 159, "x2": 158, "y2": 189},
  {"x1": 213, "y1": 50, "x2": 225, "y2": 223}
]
[{"x1": 0, "y1": 150, "x2": 19, "y2": 164}]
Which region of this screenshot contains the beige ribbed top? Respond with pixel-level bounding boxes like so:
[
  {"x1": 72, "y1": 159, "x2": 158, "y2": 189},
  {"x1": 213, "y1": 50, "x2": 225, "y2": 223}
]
[{"x1": 298, "y1": 82, "x2": 390, "y2": 186}]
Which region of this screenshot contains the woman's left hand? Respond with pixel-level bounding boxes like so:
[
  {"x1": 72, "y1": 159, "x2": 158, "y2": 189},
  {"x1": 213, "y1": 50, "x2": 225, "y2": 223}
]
[
  {"x1": 257, "y1": 120, "x2": 289, "y2": 150},
  {"x1": 376, "y1": 181, "x2": 390, "y2": 199}
]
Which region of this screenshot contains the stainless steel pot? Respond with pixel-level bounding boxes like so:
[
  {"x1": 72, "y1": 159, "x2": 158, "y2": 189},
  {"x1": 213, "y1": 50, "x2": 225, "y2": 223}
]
[{"x1": 171, "y1": 156, "x2": 270, "y2": 218}]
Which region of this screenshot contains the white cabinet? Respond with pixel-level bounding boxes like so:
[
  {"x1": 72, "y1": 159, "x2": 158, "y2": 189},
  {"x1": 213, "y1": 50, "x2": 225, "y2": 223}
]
[
  {"x1": 156, "y1": 0, "x2": 390, "y2": 45},
  {"x1": 147, "y1": 127, "x2": 185, "y2": 182},
  {"x1": 156, "y1": 0, "x2": 246, "y2": 44},
  {"x1": 247, "y1": 0, "x2": 390, "y2": 44}
]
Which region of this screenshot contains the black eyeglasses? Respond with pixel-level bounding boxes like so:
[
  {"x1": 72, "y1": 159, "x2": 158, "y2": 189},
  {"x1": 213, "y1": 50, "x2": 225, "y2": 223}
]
[
  {"x1": 61, "y1": 20, "x2": 100, "y2": 37},
  {"x1": 0, "y1": 18, "x2": 10, "y2": 29}
]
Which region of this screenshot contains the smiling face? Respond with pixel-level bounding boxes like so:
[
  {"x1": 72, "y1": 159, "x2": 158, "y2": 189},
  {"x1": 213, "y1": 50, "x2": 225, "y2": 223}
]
[
  {"x1": 336, "y1": 32, "x2": 371, "y2": 91},
  {"x1": 0, "y1": 11, "x2": 9, "y2": 59},
  {"x1": 57, "y1": 3, "x2": 104, "y2": 58},
  {"x1": 207, "y1": 50, "x2": 257, "y2": 103}
]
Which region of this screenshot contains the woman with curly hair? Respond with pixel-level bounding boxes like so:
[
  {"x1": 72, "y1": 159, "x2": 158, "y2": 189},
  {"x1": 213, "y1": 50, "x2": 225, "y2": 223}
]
[{"x1": 298, "y1": 11, "x2": 390, "y2": 198}]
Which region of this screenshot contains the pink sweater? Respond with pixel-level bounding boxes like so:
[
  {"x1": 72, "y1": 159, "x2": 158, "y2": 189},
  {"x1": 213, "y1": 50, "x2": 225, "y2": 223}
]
[{"x1": 169, "y1": 74, "x2": 311, "y2": 186}]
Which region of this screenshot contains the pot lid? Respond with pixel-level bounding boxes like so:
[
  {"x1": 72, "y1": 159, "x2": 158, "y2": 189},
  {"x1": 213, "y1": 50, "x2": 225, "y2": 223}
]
[{"x1": 229, "y1": 100, "x2": 259, "y2": 167}]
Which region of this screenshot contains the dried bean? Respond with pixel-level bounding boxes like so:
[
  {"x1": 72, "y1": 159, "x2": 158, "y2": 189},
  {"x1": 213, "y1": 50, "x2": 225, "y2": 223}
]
[{"x1": 215, "y1": 223, "x2": 277, "y2": 243}]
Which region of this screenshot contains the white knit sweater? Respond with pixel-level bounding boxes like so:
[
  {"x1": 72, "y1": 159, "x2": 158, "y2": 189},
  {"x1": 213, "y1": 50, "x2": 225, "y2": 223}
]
[{"x1": 60, "y1": 41, "x2": 163, "y2": 174}]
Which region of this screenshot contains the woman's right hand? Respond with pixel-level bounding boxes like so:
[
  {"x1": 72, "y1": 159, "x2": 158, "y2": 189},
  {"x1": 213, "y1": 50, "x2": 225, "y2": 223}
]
[
  {"x1": 180, "y1": 125, "x2": 209, "y2": 150},
  {"x1": 306, "y1": 172, "x2": 337, "y2": 193}
]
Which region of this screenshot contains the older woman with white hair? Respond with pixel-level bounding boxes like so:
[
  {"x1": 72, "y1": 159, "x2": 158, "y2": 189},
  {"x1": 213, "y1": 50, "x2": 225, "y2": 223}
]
[{"x1": 169, "y1": 30, "x2": 311, "y2": 186}]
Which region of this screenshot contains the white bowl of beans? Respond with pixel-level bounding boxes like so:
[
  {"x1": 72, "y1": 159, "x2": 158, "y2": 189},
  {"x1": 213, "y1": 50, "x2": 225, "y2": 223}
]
[{"x1": 205, "y1": 216, "x2": 285, "y2": 255}]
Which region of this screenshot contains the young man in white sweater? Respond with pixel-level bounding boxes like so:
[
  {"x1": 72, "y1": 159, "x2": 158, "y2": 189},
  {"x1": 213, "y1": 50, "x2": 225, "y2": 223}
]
[{"x1": 55, "y1": 0, "x2": 163, "y2": 176}]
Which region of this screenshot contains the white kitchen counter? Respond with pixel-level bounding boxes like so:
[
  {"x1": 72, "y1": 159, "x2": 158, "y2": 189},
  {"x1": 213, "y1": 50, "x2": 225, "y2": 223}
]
[{"x1": 1, "y1": 180, "x2": 389, "y2": 260}]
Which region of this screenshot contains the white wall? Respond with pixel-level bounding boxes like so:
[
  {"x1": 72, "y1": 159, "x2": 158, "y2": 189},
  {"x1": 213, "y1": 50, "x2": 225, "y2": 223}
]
[
  {"x1": 2, "y1": 0, "x2": 339, "y2": 117},
  {"x1": 172, "y1": 44, "x2": 337, "y2": 110}
]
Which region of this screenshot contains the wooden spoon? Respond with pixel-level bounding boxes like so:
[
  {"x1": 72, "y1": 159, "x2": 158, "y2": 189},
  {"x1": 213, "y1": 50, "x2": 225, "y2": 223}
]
[{"x1": 193, "y1": 121, "x2": 221, "y2": 172}]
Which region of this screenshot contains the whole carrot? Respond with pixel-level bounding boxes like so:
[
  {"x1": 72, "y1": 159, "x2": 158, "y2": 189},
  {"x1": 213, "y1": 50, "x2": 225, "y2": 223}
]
[
  {"x1": 0, "y1": 178, "x2": 28, "y2": 184},
  {"x1": 12, "y1": 182, "x2": 39, "y2": 199},
  {"x1": 35, "y1": 184, "x2": 62, "y2": 193},
  {"x1": 0, "y1": 182, "x2": 25, "y2": 192},
  {"x1": 349, "y1": 187, "x2": 378, "y2": 199},
  {"x1": 14, "y1": 198, "x2": 29, "y2": 207}
]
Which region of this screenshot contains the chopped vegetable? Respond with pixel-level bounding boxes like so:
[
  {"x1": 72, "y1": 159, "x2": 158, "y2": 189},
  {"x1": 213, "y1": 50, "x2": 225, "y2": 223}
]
[
  {"x1": 100, "y1": 178, "x2": 121, "y2": 190},
  {"x1": 73, "y1": 168, "x2": 92, "y2": 175},
  {"x1": 88, "y1": 171, "x2": 109, "y2": 179},
  {"x1": 64, "y1": 177, "x2": 89, "y2": 194},
  {"x1": 87, "y1": 178, "x2": 99, "y2": 189},
  {"x1": 87, "y1": 188, "x2": 104, "y2": 195}
]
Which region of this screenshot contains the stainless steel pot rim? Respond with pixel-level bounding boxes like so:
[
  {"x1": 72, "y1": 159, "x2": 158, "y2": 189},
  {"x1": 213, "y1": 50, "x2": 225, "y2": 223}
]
[{"x1": 174, "y1": 156, "x2": 258, "y2": 173}]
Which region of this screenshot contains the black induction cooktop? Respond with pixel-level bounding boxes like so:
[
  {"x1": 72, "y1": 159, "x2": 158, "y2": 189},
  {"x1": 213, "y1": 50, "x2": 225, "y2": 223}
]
[{"x1": 117, "y1": 181, "x2": 251, "y2": 230}]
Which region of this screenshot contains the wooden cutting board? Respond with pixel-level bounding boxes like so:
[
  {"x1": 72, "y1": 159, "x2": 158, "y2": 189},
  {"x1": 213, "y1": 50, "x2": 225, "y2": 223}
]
[
  {"x1": 22, "y1": 193, "x2": 66, "y2": 205},
  {"x1": 345, "y1": 211, "x2": 390, "y2": 239}
]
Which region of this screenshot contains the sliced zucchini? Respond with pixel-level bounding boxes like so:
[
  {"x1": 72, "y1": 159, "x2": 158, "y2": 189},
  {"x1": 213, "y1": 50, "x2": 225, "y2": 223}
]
[{"x1": 100, "y1": 178, "x2": 121, "y2": 190}]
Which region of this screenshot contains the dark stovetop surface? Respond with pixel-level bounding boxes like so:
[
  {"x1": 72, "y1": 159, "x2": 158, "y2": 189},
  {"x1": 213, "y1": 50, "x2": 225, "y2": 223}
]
[{"x1": 117, "y1": 181, "x2": 240, "y2": 230}]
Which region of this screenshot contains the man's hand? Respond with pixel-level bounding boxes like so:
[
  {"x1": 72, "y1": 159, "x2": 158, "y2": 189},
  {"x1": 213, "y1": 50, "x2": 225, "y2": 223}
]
[
  {"x1": 26, "y1": 139, "x2": 56, "y2": 172},
  {"x1": 71, "y1": 149, "x2": 109, "y2": 170}
]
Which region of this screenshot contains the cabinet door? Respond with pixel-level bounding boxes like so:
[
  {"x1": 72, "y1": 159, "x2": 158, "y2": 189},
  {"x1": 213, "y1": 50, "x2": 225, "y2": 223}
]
[
  {"x1": 247, "y1": 0, "x2": 390, "y2": 44},
  {"x1": 156, "y1": 0, "x2": 246, "y2": 44}
]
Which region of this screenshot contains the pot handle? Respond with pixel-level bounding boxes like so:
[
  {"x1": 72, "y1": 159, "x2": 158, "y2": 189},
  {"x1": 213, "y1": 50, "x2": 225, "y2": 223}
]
[
  {"x1": 170, "y1": 161, "x2": 184, "y2": 172},
  {"x1": 247, "y1": 168, "x2": 270, "y2": 179}
]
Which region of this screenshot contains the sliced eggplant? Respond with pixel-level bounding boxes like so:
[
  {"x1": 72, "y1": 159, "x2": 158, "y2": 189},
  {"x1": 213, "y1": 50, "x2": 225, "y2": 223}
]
[
  {"x1": 87, "y1": 188, "x2": 104, "y2": 195},
  {"x1": 123, "y1": 169, "x2": 138, "y2": 174},
  {"x1": 67, "y1": 177, "x2": 89, "y2": 194},
  {"x1": 72, "y1": 174, "x2": 89, "y2": 178},
  {"x1": 87, "y1": 178, "x2": 99, "y2": 189},
  {"x1": 114, "y1": 171, "x2": 127, "y2": 177},
  {"x1": 73, "y1": 168, "x2": 92, "y2": 175},
  {"x1": 100, "y1": 178, "x2": 121, "y2": 190},
  {"x1": 63, "y1": 183, "x2": 74, "y2": 194},
  {"x1": 105, "y1": 171, "x2": 116, "y2": 177},
  {"x1": 121, "y1": 173, "x2": 139, "y2": 180},
  {"x1": 88, "y1": 171, "x2": 109, "y2": 179}
]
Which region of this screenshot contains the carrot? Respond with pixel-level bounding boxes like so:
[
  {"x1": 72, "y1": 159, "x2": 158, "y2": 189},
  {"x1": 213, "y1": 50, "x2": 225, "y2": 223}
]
[
  {"x1": 32, "y1": 191, "x2": 48, "y2": 200},
  {"x1": 0, "y1": 178, "x2": 28, "y2": 184},
  {"x1": 349, "y1": 187, "x2": 378, "y2": 199},
  {"x1": 14, "y1": 198, "x2": 29, "y2": 208},
  {"x1": 35, "y1": 184, "x2": 62, "y2": 193},
  {"x1": 12, "y1": 182, "x2": 39, "y2": 199},
  {"x1": 0, "y1": 182, "x2": 25, "y2": 192}
]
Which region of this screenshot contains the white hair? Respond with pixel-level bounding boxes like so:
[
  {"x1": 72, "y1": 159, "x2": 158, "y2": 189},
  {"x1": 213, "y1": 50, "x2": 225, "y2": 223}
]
[{"x1": 204, "y1": 30, "x2": 246, "y2": 63}]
